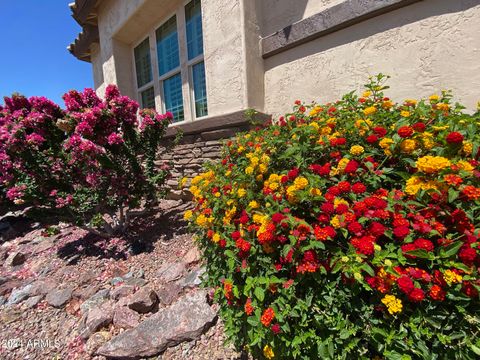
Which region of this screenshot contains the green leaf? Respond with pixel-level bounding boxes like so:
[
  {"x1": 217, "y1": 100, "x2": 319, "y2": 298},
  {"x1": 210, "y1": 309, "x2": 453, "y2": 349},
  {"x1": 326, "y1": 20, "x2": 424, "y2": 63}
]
[
  {"x1": 254, "y1": 287, "x2": 265, "y2": 302},
  {"x1": 471, "y1": 344, "x2": 480, "y2": 356},
  {"x1": 440, "y1": 241, "x2": 463, "y2": 258},
  {"x1": 405, "y1": 248, "x2": 430, "y2": 259}
]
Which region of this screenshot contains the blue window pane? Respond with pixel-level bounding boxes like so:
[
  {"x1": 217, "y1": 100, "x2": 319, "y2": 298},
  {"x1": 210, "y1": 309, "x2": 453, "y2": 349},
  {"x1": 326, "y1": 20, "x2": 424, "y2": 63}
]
[
  {"x1": 192, "y1": 61, "x2": 208, "y2": 117},
  {"x1": 140, "y1": 87, "x2": 155, "y2": 109},
  {"x1": 134, "y1": 38, "x2": 152, "y2": 88},
  {"x1": 156, "y1": 16, "x2": 180, "y2": 76},
  {"x1": 163, "y1": 73, "x2": 184, "y2": 122},
  {"x1": 185, "y1": 0, "x2": 203, "y2": 60}
]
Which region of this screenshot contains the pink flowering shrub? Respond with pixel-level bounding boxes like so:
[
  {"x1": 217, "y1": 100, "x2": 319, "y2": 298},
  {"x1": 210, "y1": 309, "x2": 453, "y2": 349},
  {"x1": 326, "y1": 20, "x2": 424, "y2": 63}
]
[{"x1": 0, "y1": 85, "x2": 173, "y2": 236}]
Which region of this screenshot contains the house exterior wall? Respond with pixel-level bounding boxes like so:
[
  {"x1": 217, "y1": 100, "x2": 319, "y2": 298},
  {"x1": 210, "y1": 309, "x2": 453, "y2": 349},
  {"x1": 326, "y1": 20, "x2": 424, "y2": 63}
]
[{"x1": 263, "y1": 0, "x2": 480, "y2": 116}]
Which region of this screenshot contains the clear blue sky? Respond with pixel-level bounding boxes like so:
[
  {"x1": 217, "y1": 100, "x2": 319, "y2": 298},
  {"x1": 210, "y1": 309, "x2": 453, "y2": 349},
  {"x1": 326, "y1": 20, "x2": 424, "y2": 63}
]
[{"x1": 0, "y1": 1, "x2": 93, "y2": 106}]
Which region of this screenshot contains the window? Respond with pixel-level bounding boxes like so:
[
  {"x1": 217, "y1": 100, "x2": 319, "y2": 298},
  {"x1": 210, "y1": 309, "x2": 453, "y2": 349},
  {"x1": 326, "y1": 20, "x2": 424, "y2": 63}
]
[
  {"x1": 134, "y1": 38, "x2": 154, "y2": 109},
  {"x1": 140, "y1": 87, "x2": 155, "y2": 109},
  {"x1": 185, "y1": 0, "x2": 203, "y2": 60},
  {"x1": 186, "y1": 0, "x2": 208, "y2": 118},
  {"x1": 132, "y1": 0, "x2": 207, "y2": 121},
  {"x1": 163, "y1": 73, "x2": 184, "y2": 121},
  {"x1": 156, "y1": 16, "x2": 180, "y2": 76},
  {"x1": 192, "y1": 61, "x2": 207, "y2": 117},
  {"x1": 134, "y1": 38, "x2": 152, "y2": 88},
  {"x1": 156, "y1": 15, "x2": 184, "y2": 122}
]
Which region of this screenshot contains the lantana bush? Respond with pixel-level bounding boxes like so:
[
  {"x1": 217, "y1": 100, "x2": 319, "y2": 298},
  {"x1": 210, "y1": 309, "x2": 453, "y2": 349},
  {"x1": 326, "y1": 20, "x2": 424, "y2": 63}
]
[
  {"x1": 186, "y1": 75, "x2": 480, "y2": 359},
  {"x1": 0, "y1": 85, "x2": 173, "y2": 237}
]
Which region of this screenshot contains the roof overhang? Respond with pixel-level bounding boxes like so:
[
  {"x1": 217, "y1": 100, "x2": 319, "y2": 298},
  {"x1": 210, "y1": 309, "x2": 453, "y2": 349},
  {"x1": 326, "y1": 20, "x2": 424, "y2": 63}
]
[{"x1": 68, "y1": 0, "x2": 100, "y2": 62}]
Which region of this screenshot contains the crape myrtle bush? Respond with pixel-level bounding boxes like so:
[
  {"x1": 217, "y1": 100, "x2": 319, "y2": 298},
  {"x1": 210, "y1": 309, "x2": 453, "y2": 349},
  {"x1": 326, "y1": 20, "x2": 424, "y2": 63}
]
[
  {"x1": 0, "y1": 85, "x2": 172, "y2": 236},
  {"x1": 185, "y1": 75, "x2": 480, "y2": 359}
]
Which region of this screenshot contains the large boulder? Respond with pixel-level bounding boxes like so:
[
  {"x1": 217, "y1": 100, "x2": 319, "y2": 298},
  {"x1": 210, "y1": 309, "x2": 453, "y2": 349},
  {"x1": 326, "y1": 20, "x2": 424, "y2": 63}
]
[{"x1": 97, "y1": 290, "x2": 217, "y2": 358}]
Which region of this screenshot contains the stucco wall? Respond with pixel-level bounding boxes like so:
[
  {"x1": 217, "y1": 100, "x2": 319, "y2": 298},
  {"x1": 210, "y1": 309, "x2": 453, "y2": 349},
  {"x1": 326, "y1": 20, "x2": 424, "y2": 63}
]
[
  {"x1": 264, "y1": 0, "x2": 480, "y2": 116},
  {"x1": 259, "y1": 0, "x2": 342, "y2": 37}
]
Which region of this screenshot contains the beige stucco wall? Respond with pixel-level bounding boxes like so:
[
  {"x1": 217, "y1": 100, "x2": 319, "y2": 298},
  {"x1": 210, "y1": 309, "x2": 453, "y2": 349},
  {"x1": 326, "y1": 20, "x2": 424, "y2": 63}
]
[
  {"x1": 258, "y1": 0, "x2": 342, "y2": 37},
  {"x1": 91, "y1": 0, "x2": 262, "y2": 119},
  {"x1": 264, "y1": 0, "x2": 480, "y2": 116}
]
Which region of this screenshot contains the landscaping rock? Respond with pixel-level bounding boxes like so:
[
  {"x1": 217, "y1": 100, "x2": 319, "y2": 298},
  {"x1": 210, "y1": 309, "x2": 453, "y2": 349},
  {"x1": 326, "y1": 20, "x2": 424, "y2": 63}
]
[
  {"x1": 110, "y1": 285, "x2": 136, "y2": 301},
  {"x1": 46, "y1": 287, "x2": 73, "y2": 308},
  {"x1": 157, "y1": 262, "x2": 186, "y2": 283},
  {"x1": 0, "y1": 276, "x2": 9, "y2": 286},
  {"x1": 23, "y1": 295, "x2": 43, "y2": 309},
  {"x1": 7, "y1": 284, "x2": 33, "y2": 305},
  {"x1": 123, "y1": 277, "x2": 147, "y2": 287},
  {"x1": 110, "y1": 276, "x2": 124, "y2": 286},
  {"x1": 0, "y1": 279, "x2": 22, "y2": 296},
  {"x1": 4, "y1": 251, "x2": 26, "y2": 267},
  {"x1": 81, "y1": 303, "x2": 114, "y2": 340},
  {"x1": 113, "y1": 306, "x2": 140, "y2": 329},
  {"x1": 80, "y1": 289, "x2": 110, "y2": 315},
  {"x1": 0, "y1": 295, "x2": 6, "y2": 306},
  {"x1": 184, "y1": 247, "x2": 201, "y2": 265},
  {"x1": 86, "y1": 331, "x2": 112, "y2": 355},
  {"x1": 28, "y1": 279, "x2": 56, "y2": 297},
  {"x1": 127, "y1": 286, "x2": 158, "y2": 313},
  {"x1": 73, "y1": 284, "x2": 100, "y2": 301},
  {"x1": 156, "y1": 282, "x2": 182, "y2": 306},
  {"x1": 97, "y1": 290, "x2": 217, "y2": 358},
  {"x1": 177, "y1": 267, "x2": 206, "y2": 290}
]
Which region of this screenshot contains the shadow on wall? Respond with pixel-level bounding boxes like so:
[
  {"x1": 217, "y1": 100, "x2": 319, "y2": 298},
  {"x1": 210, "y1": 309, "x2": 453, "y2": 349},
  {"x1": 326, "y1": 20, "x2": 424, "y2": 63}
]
[
  {"x1": 264, "y1": 0, "x2": 480, "y2": 70},
  {"x1": 258, "y1": 0, "x2": 309, "y2": 37}
]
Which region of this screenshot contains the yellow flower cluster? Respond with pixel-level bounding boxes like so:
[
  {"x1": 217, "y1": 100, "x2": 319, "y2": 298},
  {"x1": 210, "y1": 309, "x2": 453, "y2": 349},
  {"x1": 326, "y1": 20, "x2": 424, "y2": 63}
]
[
  {"x1": 381, "y1": 294, "x2": 403, "y2": 315},
  {"x1": 443, "y1": 270, "x2": 463, "y2": 285},
  {"x1": 245, "y1": 152, "x2": 270, "y2": 177},
  {"x1": 263, "y1": 345, "x2": 275, "y2": 359},
  {"x1": 400, "y1": 139, "x2": 416, "y2": 153},
  {"x1": 350, "y1": 145, "x2": 365, "y2": 155},
  {"x1": 405, "y1": 176, "x2": 442, "y2": 196},
  {"x1": 264, "y1": 174, "x2": 282, "y2": 192},
  {"x1": 379, "y1": 137, "x2": 394, "y2": 155},
  {"x1": 363, "y1": 106, "x2": 377, "y2": 116},
  {"x1": 416, "y1": 156, "x2": 451, "y2": 174}
]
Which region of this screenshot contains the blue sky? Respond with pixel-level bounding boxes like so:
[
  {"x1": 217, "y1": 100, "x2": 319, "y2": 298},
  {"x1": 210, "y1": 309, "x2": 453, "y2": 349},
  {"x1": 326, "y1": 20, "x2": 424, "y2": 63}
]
[{"x1": 0, "y1": 1, "x2": 93, "y2": 106}]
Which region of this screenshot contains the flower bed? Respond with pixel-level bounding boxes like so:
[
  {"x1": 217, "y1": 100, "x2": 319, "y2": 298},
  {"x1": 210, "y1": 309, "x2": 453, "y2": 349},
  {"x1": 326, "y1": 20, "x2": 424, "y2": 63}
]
[{"x1": 186, "y1": 75, "x2": 480, "y2": 359}]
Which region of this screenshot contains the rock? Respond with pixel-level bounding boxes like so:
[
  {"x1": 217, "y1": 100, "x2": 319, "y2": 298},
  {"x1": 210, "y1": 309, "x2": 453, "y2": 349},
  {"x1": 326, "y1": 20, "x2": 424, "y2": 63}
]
[
  {"x1": 29, "y1": 279, "x2": 56, "y2": 297},
  {"x1": 127, "y1": 287, "x2": 158, "y2": 314},
  {"x1": 176, "y1": 267, "x2": 206, "y2": 290},
  {"x1": 124, "y1": 268, "x2": 144, "y2": 279},
  {"x1": 86, "y1": 331, "x2": 111, "y2": 355},
  {"x1": 97, "y1": 290, "x2": 217, "y2": 358},
  {"x1": 73, "y1": 284, "x2": 100, "y2": 301},
  {"x1": 80, "y1": 289, "x2": 110, "y2": 315},
  {"x1": 7, "y1": 284, "x2": 33, "y2": 305},
  {"x1": 113, "y1": 306, "x2": 140, "y2": 329},
  {"x1": 156, "y1": 283, "x2": 182, "y2": 306},
  {"x1": 110, "y1": 277, "x2": 124, "y2": 286},
  {"x1": 0, "y1": 279, "x2": 22, "y2": 296},
  {"x1": 46, "y1": 287, "x2": 73, "y2": 308},
  {"x1": 110, "y1": 285, "x2": 136, "y2": 301},
  {"x1": 157, "y1": 262, "x2": 186, "y2": 283},
  {"x1": 0, "y1": 276, "x2": 9, "y2": 286},
  {"x1": 184, "y1": 247, "x2": 201, "y2": 265},
  {"x1": 23, "y1": 295, "x2": 43, "y2": 309},
  {"x1": 0, "y1": 295, "x2": 6, "y2": 306},
  {"x1": 81, "y1": 303, "x2": 113, "y2": 340},
  {"x1": 0, "y1": 220, "x2": 10, "y2": 232},
  {"x1": 32, "y1": 239, "x2": 55, "y2": 254},
  {"x1": 4, "y1": 251, "x2": 26, "y2": 267},
  {"x1": 123, "y1": 277, "x2": 147, "y2": 287}
]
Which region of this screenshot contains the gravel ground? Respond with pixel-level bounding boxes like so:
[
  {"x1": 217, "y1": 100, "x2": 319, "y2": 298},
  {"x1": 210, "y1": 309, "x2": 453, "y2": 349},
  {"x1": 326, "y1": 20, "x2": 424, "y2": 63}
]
[{"x1": 0, "y1": 200, "x2": 245, "y2": 360}]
